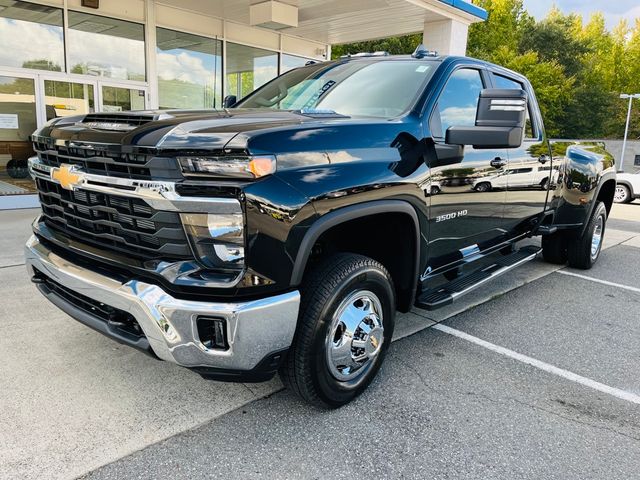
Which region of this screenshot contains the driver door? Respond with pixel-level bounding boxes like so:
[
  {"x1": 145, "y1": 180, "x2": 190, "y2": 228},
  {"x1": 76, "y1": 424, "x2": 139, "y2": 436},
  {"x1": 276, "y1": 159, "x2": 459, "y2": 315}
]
[{"x1": 426, "y1": 67, "x2": 508, "y2": 268}]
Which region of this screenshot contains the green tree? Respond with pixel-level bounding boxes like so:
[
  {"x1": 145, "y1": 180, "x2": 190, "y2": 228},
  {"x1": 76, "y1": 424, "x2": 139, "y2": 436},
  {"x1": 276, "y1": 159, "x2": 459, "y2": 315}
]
[
  {"x1": 519, "y1": 8, "x2": 586, "y2": 77},
  {"x1": 331, "y1": 33, "x2": 423, "y2": 59},
  {"x1": 467, "y1": 0, "x2": 533, "y2": 61},
  {"x1": 21, "y1": 59, "x2": 62, "y2": 72},
  {"x1": 492, "y1": 48, "x2": 573, "y2": 137}
]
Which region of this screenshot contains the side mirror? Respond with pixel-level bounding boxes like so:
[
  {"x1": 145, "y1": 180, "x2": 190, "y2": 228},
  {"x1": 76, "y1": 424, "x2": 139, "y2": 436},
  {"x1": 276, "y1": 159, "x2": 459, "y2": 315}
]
[
  {"x1": 446, "y1": 88, "x2": 527, "y2": 149},
  {"x1": 223, "y1": 95, "x2": 237, "y2": 108}
]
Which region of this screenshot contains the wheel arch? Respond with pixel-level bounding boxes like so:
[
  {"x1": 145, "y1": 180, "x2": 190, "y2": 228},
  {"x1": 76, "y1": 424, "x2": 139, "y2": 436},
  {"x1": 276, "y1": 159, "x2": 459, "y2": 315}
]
[
  {"x1": 596, "y1": 176, "x2": 617, "y2": 216},
  {"x1": 289, "y1": 200, "x2": 421, "y2": 312}
]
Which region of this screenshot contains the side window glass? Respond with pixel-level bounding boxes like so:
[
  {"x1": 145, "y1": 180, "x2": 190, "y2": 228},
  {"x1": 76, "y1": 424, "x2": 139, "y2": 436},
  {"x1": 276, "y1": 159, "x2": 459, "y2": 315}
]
[
  {"x1": 434, "y1": 68, "x2": 483, "y2": 138},
  {"x1": 491, "y1": 73, "x2": 521, "y2": 90},
  {"x1": 491, "y1": 73, "x2": 535, "y2": 139}
]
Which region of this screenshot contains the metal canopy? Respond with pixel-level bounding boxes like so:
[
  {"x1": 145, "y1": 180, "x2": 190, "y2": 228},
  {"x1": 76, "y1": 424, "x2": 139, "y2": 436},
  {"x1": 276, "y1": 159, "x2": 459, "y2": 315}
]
[{"x1": 156, "y1": 0, "x2": 486, "y2": 44}]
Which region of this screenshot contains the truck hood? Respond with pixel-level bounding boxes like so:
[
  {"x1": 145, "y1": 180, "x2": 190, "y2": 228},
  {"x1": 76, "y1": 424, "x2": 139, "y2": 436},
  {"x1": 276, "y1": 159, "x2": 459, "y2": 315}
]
[{"x1": 38, "y1": 109, "x2": 353, "y2": 151}]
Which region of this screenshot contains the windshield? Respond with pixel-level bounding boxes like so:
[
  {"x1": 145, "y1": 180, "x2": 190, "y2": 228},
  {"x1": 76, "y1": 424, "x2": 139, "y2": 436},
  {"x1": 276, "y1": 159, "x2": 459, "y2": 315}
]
[{"x1": 235, "y1": 60, "x2": 435, "y2": 118}]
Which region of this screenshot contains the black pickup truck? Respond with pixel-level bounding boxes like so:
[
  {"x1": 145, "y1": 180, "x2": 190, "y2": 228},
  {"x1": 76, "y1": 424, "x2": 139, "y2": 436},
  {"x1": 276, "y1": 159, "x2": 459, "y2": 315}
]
[{"x1": 25, "y1": 47, "x2": 616, "y2": 408}]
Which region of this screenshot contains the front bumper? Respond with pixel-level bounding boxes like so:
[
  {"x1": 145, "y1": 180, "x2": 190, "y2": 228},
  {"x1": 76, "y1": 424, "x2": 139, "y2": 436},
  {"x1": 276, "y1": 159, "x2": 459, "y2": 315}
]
[{"x1": 25, "y1": 234, "x2": 300, "y2": 381}]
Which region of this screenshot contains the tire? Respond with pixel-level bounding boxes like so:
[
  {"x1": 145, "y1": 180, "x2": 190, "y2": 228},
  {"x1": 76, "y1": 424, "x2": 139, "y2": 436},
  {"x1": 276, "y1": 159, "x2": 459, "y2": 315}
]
[
  {"x1": 6, "y1": 159, "x2": 29, "y2": 179},
  {"x1": 475, "y1": 182, "x2": 491, "y2": 192},
  {"x1": 567, "y1": 202, "x2": 607, "y2": 270},
  {"x1": 540, "y1": 177, "x2": 550, "y2": 191},
  {"x1": 614, "y1": 184, "x2": 632, "y2": 204},
  {"x1": 542, "y1": 231, "x2": 568, "y2": 264},
  {"x1": 280, "y1": 253, "x2": 396, "y2": 408}
]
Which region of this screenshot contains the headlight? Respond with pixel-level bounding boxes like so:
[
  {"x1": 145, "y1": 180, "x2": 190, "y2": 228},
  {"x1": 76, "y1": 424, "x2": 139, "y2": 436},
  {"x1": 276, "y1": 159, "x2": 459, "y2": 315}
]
[
  {"x1": 177, "y1": 155, "x2": 276, "y2": 179},
  {"x1": 181, "y1": 212, "x2": 245, "y2": 270}
]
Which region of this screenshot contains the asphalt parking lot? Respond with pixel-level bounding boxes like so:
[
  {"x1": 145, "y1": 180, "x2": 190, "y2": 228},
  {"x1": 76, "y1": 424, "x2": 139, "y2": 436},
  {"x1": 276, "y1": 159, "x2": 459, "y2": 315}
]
[{"x1": 1, "y1": 203, "x2": 639, "y2": 480}]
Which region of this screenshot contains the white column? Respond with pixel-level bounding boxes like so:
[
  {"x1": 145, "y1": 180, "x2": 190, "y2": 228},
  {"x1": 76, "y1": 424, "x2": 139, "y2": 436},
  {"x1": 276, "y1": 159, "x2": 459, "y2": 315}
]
[
  {"x1": 423, "y1": 18, "x2": 470, "y2": 56},
  {"x1": 145, "y1": 0, "x2": 159, "y2": 109}
]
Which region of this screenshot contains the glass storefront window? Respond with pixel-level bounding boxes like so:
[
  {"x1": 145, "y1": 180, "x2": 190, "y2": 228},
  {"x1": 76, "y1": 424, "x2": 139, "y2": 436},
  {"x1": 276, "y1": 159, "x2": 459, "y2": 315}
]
[
  {"x1": 156, "y1": 28, "x2": 222, "y2": 109},
  {"x1": 101, "y1": 85, "x2": 145, "y2": 112},
  {"x1": 226, "y1": 43, "x2": 278, "y2": 100},
  {"x1": 0, "y1": 0, "x2": 64, "y2": 72},
  {"x1": 281, "y1": 54, "x2": 311, "y2": 73},
  {"x1": 0, "y1": 75, "x2": 36, "y2": 195},
  {"x1": 44, "y1": 80, "x2": 95, "y2": 120},
  {"x1": 68, "y1": 11, "x2": 145, "y2": 81}
]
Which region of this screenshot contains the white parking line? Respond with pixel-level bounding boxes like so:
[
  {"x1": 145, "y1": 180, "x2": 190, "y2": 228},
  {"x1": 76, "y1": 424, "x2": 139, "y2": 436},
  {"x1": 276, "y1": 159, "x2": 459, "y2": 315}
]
[
  {"x1": 556, "y1": 270, "x2": 640, "y2": 294},
  {"x1": 433, "y1": 324, "x2": 640, "y2": 405}
]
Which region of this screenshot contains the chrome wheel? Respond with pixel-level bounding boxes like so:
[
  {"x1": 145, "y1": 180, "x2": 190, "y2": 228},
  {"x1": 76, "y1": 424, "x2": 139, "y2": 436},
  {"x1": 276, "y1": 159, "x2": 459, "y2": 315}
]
[
  {"x1": 325, "y1": 290, "x2": 384, "y2": 382},
  {"x1": 614, "y1": 185, "x2": 629, "y2": 203},
  {"x1": 591, "y1": 215, "x2": 604, "y2": 260}
]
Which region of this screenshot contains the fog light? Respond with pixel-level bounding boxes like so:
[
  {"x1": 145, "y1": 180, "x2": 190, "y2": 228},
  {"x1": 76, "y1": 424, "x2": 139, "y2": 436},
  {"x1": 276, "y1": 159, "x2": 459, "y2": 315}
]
[{"x1": 197, "y1": 317, "x2": 228, "y2": 350}]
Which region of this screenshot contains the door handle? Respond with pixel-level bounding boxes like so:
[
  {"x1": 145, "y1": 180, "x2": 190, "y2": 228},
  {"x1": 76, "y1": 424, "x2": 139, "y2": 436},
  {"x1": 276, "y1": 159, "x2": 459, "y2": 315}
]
[{"x1": 490, "y1": 157, "x2": 506, "y2": 168}]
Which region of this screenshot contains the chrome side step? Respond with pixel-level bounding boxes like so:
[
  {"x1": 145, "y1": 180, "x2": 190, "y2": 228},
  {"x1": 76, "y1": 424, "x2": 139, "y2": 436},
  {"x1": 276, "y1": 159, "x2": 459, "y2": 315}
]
[{"x1": 415, "y1": 245, "x2": 541, "y2": 310}]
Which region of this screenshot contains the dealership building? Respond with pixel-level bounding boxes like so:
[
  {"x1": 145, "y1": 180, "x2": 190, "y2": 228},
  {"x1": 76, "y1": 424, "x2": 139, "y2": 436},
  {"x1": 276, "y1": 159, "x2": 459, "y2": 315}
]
[{"x1": 0, "y1": 0, "x2": 486, "y2": 208}]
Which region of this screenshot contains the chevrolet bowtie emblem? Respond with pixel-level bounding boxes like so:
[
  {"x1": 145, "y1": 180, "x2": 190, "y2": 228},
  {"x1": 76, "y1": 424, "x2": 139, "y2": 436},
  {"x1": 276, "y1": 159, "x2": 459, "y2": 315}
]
[{"x1": 51, "y1": 164, "x2": 84, "y2": 191}]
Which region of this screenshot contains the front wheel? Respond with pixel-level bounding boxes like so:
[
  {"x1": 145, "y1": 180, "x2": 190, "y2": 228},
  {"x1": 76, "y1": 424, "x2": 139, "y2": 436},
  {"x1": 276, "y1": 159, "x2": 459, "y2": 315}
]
[
  {"x1": 280, "y1": 253, "x2": 395, "y2": 408},
  {"x1": 567, "y1": 202, "x2": 607, "y2": 269}
]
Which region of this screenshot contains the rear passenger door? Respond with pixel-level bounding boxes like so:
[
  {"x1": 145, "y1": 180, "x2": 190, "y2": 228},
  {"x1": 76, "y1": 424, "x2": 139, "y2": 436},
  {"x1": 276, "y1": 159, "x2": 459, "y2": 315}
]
[
  {"x1": 490, "y1": 72, "x2": 550, "y2": 233},
  {"x1": 426, "y1": 67, "x2": 508, "y2": 268}
]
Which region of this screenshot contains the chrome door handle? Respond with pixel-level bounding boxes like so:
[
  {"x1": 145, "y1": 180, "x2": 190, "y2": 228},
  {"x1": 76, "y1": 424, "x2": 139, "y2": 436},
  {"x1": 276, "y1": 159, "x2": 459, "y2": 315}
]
[{"x1": 490, "y1": 157, "x2": 506, "y2": 168}]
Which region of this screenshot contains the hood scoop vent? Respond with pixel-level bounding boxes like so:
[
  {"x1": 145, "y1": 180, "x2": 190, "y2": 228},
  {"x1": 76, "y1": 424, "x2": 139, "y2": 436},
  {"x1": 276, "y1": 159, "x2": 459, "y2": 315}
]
[{"x1": 76, "y1": 113, "x2": 156, "y2": 131}]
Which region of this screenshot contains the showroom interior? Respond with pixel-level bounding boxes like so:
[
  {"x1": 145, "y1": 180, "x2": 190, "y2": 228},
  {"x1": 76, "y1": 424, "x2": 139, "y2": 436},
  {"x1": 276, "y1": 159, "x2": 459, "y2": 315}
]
[{"x1": 0, "y1": 0, "x2": 486, "y2": 208}]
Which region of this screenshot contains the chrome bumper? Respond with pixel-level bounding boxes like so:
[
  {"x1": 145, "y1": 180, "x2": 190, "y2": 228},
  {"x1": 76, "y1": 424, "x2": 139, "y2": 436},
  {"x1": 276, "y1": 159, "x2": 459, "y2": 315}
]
[{"x1": 25, "y1": 235, "x2": 300, "y2": 372}]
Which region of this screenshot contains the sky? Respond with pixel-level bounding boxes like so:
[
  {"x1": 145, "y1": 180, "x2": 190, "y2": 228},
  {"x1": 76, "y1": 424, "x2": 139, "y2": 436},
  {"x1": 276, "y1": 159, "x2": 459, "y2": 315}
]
[{"x1": 523, "y1": 0, "x2": 640, "y2": 29}]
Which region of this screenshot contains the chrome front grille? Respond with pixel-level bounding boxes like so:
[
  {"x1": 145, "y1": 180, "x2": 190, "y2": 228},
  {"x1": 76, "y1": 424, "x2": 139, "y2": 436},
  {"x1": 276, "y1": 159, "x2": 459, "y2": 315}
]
[
  {"x1": 32, "y1": 141, "x2": 154, "y2": 180},
  {"x1": 36, "y1": 177, "x2": 193, "y2": 261}
]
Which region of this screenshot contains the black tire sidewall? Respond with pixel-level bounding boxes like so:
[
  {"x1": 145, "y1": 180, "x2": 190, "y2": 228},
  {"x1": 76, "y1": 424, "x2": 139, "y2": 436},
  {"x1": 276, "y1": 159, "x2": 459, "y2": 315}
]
[
  {"x1": 308, "y1": 266, "x2": 395, "y2": 407},
  {"x1": 569, "y1": 202, "x2": 606, "y2": 269}
]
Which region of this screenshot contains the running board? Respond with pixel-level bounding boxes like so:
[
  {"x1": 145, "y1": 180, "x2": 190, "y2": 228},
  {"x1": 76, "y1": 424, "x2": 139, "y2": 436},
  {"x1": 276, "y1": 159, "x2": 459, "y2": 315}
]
[{"x1": 415, "y1": 245, "x2": 541, "y2": 311}]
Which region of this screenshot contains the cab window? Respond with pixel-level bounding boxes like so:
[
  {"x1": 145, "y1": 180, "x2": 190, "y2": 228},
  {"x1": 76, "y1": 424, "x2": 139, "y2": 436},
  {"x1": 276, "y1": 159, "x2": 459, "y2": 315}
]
[{"x1": 431, "y1": 68, "x2": 484, "y2": 139}]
